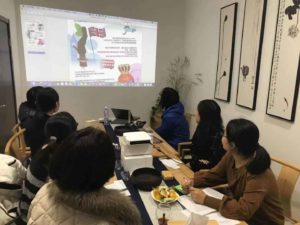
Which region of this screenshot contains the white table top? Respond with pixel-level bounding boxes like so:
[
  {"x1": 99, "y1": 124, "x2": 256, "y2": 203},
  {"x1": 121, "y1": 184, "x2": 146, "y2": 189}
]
[{"x1": 138, "y1": 190, "x2": 188, "y2": 225}]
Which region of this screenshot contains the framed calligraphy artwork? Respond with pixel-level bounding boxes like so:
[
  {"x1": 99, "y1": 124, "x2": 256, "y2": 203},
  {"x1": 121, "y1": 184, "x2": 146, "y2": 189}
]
[
  {"x1": 236, "y1": 0, "x2": 267, "y2": 109},
  {"x1": 214, "y1": 3, "x2": 238, "y2": 102},
  {"x1": 266, "y1": 0, "x2": 300, "y2": 121}
]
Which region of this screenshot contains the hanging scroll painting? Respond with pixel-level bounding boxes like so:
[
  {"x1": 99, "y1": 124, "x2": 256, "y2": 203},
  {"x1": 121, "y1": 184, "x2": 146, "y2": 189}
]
[
  {"x1": 236, "y1": 0, "x2": 267, "y2": 109},
  {"x1": 266, "y1": 0, "x2": 300, "y2": 121},
  {"x1": 214, "y1": 3, "x2": 238, "y2": 102}
]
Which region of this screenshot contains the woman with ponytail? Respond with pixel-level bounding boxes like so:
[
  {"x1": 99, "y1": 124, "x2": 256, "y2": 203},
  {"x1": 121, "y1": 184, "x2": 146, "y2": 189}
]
[
  {"x1": 16, "y1": 112, "x2": 78, "y2": 225},
  {"x1": 183, "y1": 119, "x2": 284, "y2": 225}
]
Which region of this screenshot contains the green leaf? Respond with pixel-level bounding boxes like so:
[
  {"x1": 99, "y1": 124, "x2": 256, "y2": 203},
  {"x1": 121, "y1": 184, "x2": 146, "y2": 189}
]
[{"x1": 75, "y1": 23, "x2": 83, "y2": 37}]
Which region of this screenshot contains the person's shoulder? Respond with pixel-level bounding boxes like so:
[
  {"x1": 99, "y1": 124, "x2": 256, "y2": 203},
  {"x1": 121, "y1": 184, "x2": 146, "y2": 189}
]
[
  {"x1": 32, "y1": 182, "x2": 53, "y2": 203},
  {"x1": 19, "y1": 101, "x2": 30, "y2": 108}
]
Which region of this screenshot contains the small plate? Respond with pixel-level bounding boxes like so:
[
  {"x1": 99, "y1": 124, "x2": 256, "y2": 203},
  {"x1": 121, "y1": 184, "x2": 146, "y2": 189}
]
[{"x1": 151, "y1": 186, "x2": 180, "y2": 203}]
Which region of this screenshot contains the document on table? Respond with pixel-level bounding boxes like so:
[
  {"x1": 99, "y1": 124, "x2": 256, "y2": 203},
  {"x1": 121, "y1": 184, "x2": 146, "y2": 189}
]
[
  {"x1": 160, "y1": 159, "x2": 180, "y2": 169},
  {"x1": 207, "y1": 212, "x2": 240, "y2": 225},
  {"x1": 178, "y1": 195, "x2": 215, "y2": 215},
  {"x1": 181, "y1": 210, "x2": 239, "y2": 225},
  {"x1": 203, "y1": 187, "x2": 224, "y2": 200},
  {"x1": 105, "y1": 180, "x2": 131, "y2": 196},
  {"x1": 105, "y1": 180, "x2": 127, "y2": 191}
]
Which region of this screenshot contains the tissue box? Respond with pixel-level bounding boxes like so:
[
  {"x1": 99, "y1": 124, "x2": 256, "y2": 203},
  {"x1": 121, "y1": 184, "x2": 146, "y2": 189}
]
[{"x1": 121, "y1": 151, "x2": 153, "y2": 174}]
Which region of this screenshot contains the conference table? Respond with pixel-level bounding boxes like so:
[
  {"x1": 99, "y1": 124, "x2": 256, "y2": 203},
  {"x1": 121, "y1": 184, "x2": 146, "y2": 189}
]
[{"x1": 98, "y1": 122, "x2": 246, "y2": 225}]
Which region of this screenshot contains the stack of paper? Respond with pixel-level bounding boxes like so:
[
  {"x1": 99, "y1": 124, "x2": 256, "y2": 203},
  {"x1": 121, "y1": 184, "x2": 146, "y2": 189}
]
[
  {"x1": 160, "y1": 159, "x2": 180, "y2": 169},
  {"x1": 104, "y1": 180, "x2": 131, "y2": 196},
  {"x1": 181, "y1": 210, "x2": 240, "y2": 225},
  {"x1": 202, "y1": 188, "x2": 224, "y2": 200},
  {"x1": 104, "y1": 180, "x2": 127, "y2": 191},
  {"x1": 178, "y1": 196, "x2": 215, "y2": 215}
]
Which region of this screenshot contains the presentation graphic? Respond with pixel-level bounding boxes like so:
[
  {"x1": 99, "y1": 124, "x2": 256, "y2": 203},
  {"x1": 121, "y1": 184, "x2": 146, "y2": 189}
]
[
  {"x1": 20, "y1": 5, "x2": 157, "y2": 87},
  {"x1": 25, "y1": 22, "x2": 46, "y2": 51},
  {"x1": 68, "y1": 21, "x2": 142, "y2": 82}
]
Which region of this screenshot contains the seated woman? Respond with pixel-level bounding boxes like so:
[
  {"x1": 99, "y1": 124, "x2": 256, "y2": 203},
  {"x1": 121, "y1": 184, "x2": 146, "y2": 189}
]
[
  {"x1": 16, "y1": 112, "x2": 78, "y2": 225},
  {"x1": 18, "y1": 86, "x2": 43, "y2": 122},
  {"x1": 188, "y1": 100, "x2": 225, "y2": 172},
  {"x1": 21, "y1": 87, "x2": 60, "y2": 156},
  {"x1": 183, "y1": 119, "x2": 284, "y2": 225},
  {"x1": 28, "y1": 127, "x2": 141, "y2": 225},
  {"x1": 156, "y1": 87, "x2": 189, "y2": 148}
]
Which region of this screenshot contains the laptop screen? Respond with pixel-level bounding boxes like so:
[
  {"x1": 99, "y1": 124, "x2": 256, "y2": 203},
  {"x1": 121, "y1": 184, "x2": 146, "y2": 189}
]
[{"x1": 111, "y1": 108, "x2": 134, "y2": 121}]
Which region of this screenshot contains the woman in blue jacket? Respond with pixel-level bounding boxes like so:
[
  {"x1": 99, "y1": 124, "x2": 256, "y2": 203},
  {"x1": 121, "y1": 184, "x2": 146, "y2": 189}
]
[{"x1": 156, "y1": 87, "x2": 189, "y2": 149}]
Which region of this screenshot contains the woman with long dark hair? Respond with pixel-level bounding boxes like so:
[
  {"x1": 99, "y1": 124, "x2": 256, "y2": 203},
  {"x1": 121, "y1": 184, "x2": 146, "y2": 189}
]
[
  {"x1": 183, "y1": 119, "x2": 284, "y2": 225},
  {"x1": 188, "y1": 99, "x2": 225, "y2": 172}
]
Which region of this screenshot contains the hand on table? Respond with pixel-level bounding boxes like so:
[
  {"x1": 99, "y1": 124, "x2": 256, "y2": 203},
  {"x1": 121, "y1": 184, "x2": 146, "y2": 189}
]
[
  {"x1": 181, "y1": 178, "x2": 193, "y2": 194},
  {"x1": 199, "y1": 159, "x2": 209, "y2": 165},
  {"x1": 190, "y1": 187, "x2": 206, "y2": 204}
]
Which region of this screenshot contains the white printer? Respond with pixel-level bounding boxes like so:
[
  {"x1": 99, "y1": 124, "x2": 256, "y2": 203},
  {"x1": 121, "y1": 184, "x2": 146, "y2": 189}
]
[{"x1": 119, "y1": 131, "x2": 153, "y2": 174}]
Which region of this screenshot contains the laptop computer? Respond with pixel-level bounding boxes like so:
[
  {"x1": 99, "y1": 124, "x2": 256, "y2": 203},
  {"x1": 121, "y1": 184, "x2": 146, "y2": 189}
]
[{"x1": 111, "y1": 108, "x2": 140, "y2": 124}]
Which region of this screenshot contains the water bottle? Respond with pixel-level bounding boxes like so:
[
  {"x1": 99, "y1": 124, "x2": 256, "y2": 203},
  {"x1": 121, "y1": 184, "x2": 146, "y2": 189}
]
[{"x1": 104, "y1": 106, "x2": 109, "y2": 125}]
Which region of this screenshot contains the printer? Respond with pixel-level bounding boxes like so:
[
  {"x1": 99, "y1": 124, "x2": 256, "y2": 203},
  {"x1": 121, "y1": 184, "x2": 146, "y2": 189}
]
[{"x1": 119, "y1": 131, "x2": 153, "y2": 174}]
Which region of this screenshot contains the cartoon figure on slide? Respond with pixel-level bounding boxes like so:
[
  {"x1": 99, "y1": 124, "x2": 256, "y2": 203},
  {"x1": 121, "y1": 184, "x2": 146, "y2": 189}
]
[{"x1": 118, "y1": 64, "x2": 134, "y2": 83}]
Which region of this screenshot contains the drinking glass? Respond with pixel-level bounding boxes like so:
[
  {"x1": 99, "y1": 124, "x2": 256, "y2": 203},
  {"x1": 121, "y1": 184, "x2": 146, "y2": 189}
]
[{"x1": 156, "y1": 203, "x2": 172, "y2": 225}]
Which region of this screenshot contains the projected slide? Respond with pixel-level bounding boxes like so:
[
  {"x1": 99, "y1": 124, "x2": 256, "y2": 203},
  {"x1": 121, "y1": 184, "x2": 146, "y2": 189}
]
[{"x1": 20, "y1": 5, "x2": 157, "y2": 87}]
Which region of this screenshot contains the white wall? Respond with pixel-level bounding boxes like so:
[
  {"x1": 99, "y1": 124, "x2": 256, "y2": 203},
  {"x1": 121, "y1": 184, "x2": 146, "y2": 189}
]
[
  {"x1": 8, "y1": 0, "x2": 186, "y2": 126},
  {"x1": 184, "y1": 0, "x2": 300, "y2": 166},
  {"x1": 184, "y1": 0, "x2": 300, "y2": 218}
]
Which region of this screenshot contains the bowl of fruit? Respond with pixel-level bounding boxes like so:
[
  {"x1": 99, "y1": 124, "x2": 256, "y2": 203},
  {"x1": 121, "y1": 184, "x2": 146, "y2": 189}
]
[{"x1": 151, "y1": 186, "x2": 179, "y2": 203}]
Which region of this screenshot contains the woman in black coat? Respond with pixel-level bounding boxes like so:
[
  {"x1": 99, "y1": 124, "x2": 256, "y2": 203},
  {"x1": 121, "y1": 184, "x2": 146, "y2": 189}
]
[{"x1": 188, "y1": 100, "x2": 225, "y2": 172}]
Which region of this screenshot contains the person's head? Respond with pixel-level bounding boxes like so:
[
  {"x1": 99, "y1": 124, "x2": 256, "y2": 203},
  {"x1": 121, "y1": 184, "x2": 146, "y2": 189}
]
[
  {"x1": 49, "y1": 127, "x2": 115, "y2": 193},
  {"x1": 44, "y1": 111, "x2": 78, "y2": 144},
  {"x1": 196, "y1": 99, "x2": 223, "y2": 127},
  {"x1": 36, "y1": 87, "x2": 59, "y2": 114},
  {"x1": 222, "y1": 119, "x2": 259, "y2": 158},
  {"x1": 159, "y1": 87, "x2": 179, "y2": 109},
  {"x1": 26, "y1": 86, "x2": 43, "y2": 108}
]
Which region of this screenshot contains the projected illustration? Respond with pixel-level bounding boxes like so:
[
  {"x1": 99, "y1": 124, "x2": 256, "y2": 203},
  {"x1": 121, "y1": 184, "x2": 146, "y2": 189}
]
[
  {"x1": 123, "y1": 25, "x2": 136, "y2": 35},
  {"x1": 20, "y1": 5, "x2": 157, "y2": 87},
  {"x1": 68, "y1": 20, "x2": 142, "y2": 82},
  {"x1": 118, "y1": 64, "x2": 134, "y2": 83},
  {"x1": 25, "y1": 22, "x2": 46, "y2": 50},
  {"x1": 73, "y1": 25, "x2": 88, "y2": 67}
]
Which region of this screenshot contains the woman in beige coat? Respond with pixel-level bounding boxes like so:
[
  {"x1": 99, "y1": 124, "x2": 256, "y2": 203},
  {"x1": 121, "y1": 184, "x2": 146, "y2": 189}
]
[{"x1": 28, "y1": 127, "x2": 141, "y2": 225}]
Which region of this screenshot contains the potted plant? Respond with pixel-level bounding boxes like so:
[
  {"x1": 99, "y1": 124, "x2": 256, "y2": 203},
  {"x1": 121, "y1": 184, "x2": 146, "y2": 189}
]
[{"x1": 150, "y1": 56, "x2": 202, "y2": 129}]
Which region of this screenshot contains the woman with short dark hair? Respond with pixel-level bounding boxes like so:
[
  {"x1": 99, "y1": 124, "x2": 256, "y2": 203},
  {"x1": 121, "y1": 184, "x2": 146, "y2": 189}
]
[
  {"x1": 21, "y1": 87, "x2": 60, "y2": 156},
  {"x1": 183, "y1": 119, "x2": 284, "y2": 225},
  {"x1": 156, "y1": 87, "x2": 189, "y2": 148},
  {"x1": 188, "y1": 99, "x2": 225, "y2": 172},
  {"x1": 28, "y1": 127, "x2": 141, "y2": 225}
]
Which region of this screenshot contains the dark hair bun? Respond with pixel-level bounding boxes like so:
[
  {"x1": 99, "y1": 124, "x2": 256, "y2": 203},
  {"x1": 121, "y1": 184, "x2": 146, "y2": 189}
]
[{"x1": 44, "y1": 112, "x2": 78, "y2": 143}]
